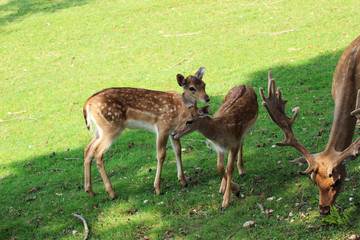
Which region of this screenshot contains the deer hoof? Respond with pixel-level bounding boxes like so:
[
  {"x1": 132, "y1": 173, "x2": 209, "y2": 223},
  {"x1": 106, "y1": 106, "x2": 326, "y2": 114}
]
[
  {"x1": 108, "y1": 191, "x2": 116, "y2": 200},
  {"x1": 87, "y1": 190, "x2": 96, "y2": 198},
  {"x1": 155, "y1": 188, "x2": 162, "y2": 195}
]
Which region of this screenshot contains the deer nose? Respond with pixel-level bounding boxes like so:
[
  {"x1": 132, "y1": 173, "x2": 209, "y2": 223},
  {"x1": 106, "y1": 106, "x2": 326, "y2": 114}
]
[
  {"x1": 318, "y1": 205, "x2": 330, "y2": 215},
  {"x1": 204, "y1": 95, "x2": 210, "y2": 102},
  {"x1": 171, "y1": 131, "x2": 178, "y2": 139}
]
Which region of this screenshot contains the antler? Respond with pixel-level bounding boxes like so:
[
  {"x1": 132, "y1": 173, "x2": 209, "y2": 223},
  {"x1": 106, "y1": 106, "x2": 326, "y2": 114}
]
[
  {"x1": 259, "y1": 71, "x2": 316, "y2": 175},
  {"x1": 327, "y1": 89, "x2": 360, "y2": 177}
]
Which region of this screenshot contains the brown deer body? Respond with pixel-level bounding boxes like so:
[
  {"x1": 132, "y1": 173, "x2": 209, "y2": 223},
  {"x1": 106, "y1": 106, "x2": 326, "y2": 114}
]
[
  {"x1": 260, "y1": 35, "x2": 360, "y2": 215},
  {"x1": 172, "y1": 85, "x2": 258, "y2": 208},
  {"x1": 83, "y1": 68, "x2": 209, "y2": 199}
]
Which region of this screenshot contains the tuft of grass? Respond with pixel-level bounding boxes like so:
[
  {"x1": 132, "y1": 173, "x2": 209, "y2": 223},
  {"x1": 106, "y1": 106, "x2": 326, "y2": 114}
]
[{"x1": 1, "y1": 0, "x2": 360, "y2": 239}]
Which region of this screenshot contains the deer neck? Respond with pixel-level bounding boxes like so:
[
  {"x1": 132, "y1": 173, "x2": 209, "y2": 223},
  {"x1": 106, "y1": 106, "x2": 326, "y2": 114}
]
[
  {"x1": 197, "y1": 117, "x2": 224, "y2": 142},
  {"x1": 325, "y1": 47, "x2": 359, "y2": 153}
]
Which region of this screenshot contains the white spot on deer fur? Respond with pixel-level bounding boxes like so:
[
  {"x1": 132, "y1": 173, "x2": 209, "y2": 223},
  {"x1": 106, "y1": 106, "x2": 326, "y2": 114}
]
[{"x1": 108, "y1": 112, "x2": 112, "y2": 116}]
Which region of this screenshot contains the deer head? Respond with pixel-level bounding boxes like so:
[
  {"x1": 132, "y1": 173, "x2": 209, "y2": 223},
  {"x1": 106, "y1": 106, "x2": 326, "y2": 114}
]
[
  {"x1": 260, "y1": 61, "x2": 360, "y2": 214},
  {"x1": 177, "y1": 67, "x2": 210, "y2": 106},
  {"x1": 171, "y1": 104, "x2": 211, "y2": 139}
]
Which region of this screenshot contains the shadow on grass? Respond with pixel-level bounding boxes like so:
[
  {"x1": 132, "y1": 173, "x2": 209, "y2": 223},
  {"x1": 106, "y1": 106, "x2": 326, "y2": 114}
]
[
  {"x1": 0, "y1": 0, "x2": 89, "y2": 25},
  {"x1": 1, "y1": 49, "x2": 360, "y2": 239}
]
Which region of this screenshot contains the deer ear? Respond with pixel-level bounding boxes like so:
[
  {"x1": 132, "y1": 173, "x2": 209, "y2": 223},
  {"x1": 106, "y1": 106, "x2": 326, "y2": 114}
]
[
  {"x1": 177, "y1": 74, "x2": 186, "y2": 87},
  {"x1": 195, "y1": 67, "x2": 206, "y2": 79},
  {"x1": 199, "y1": 105, "x2": 210, "y2": 117}
]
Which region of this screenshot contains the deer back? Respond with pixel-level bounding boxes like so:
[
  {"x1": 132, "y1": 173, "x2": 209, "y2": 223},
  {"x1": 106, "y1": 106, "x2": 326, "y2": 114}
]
[
  {"x1": 84, "y1": 88, "x2": 183, "y2": 134},
  {"x1": 214, "y1": 85, "x2": 258, "y2": 133}
]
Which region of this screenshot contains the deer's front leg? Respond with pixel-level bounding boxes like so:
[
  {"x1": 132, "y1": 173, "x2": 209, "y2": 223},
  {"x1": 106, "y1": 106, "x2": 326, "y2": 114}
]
[
  {"x1": 154, "y1": 132, "x2": 169, "y2": 195},
  {"x1": 170, "y1": 137, "x2": 187, "y2": 187},
  {"x1": 217, "y1": 151, "x2": 239, "y2": 196},
  {"x1": 216, "y1": 151, "x2": 227, "y2": 194},
  {"x1": 222, "y1": 148, "x2": 238, "y2": 208}
]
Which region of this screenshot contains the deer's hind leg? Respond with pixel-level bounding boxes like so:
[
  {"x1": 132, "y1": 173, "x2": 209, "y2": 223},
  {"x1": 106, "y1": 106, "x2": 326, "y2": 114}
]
[
  {"x1": 84, "y1": 135, "x2": 100, "y2": 197},
  {"x1": 154, "y1": 131, "x2": 169, "y2": 195},
  {"x1": 222, "y1": 148, "x2": 239, "y2": 208},
  {"x1": 237, "y1": 140, "x2": 245, "y2": 176},
  {"x1": 92, "y1": 129, "x2": 122, "y2": 199}
]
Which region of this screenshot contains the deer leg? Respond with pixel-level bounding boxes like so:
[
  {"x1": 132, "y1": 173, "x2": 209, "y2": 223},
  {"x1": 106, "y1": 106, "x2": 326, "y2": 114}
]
[
  {"x1": 217, "y1": 151, "x2": 239, "y2": 196},
  {"x1": 222, "y1": 148, "x2": 239, "y2": 208},
  {"x1": 93, "y1": 134, "x2": 118, "y2": 199},
  {"x1": 217, "y1": 152, "x2": 226, "y2": 194},
  {"x1": 154, "y1": 132, "x2": 169, "y2": 195},
  {"x1": 237, "y1": 140, "x2": 245, "y2": 176},
  {"x1": 84, "y1": 137, "x2": 99, "y2": 197},
  {"x1": 170, "y1": 136, "x2": 187, "y2": 187}
]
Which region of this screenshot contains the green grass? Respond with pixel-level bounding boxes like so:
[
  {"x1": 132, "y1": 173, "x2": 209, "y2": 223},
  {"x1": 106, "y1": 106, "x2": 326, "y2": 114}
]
[{"x1": 1, "y1": 0, "x2": 360, "y2": 239}]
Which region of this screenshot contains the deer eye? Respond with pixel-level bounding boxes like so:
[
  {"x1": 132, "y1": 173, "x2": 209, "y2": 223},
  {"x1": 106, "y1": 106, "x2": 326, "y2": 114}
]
[
  {"x1": 189, "y1": 87, "x2": 196, "y2": 92},
  {"x1": 186, "y1": 120, "x2": 193, "y2": 125}
]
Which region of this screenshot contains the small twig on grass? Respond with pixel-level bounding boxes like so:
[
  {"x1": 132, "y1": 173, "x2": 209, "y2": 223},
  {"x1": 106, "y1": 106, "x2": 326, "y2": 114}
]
[
  {"x1": 226, "y1": 228, "x2": 241, "y2": 240},
  {"x1": 7, "y1": 110, "x2": 27, "y2": 115},
  {"x1": 168, "y1": 59, "x2": 191, "y2": 68},
  {"x1": 73, "y1": 213, "x2": 90, "y2": 240},
  {"x1": 28, "y1": 138, "x2": 64, "y2": 148},
  {"x1": 163, "y1": 32, "x2": 200, "y2": 37},
  {"x1": 0, "y1": 113, "x2": 46, "y2": 124},
  {"x1": 269, "y1": 29, "x2": 297, "y2": 35},
  {"x1": 182, "y1": 138, "x2": 214, "y2": 151},
  {"x1": 0, "y1": 116, "x2": 37, "y2": 123}
]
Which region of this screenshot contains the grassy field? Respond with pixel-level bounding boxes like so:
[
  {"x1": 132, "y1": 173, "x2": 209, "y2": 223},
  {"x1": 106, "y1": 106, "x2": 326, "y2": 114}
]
[{"x1": 1, "y1": 0, "x2": 360, "y2": 239}]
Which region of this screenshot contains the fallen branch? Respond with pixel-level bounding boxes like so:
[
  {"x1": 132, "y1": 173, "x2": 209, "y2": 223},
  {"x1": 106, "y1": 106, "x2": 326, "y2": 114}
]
[{"x1": 73, "y1": 213, "x2": 90, "y2": 240}]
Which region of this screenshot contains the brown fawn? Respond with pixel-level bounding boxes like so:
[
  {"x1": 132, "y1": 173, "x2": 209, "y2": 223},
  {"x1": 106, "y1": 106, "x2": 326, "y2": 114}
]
[
  {"x1": 83, "y1": 67, "x2": 209, "y2": 199},
  {"x1": 172, "y1": 85, "x2": 258, "y2": 208}
]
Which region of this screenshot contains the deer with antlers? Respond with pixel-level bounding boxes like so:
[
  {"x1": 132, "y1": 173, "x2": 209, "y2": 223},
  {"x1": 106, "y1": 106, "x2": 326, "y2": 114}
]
[
  {"x1": 172, "y1": 85, "x2": 258, "y2": 208},
  {"x1": 260, "y1": 35, "x2": 360, "y2": 215},
  {"x1": 83, "y1": 67, "x2": 209, "y2": 199}
]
